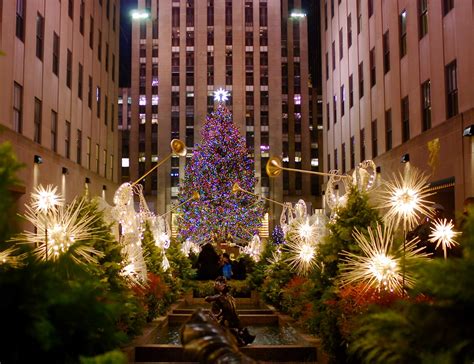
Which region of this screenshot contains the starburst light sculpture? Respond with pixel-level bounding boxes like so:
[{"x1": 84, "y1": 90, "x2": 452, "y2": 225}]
[
  {"x1": 284, "y1": 239, "x2": 317, "y2": 276},
  {"x1": 213, "y1": 88, "x2": 230, "y2": 103},
  {"x1": 429, "y1": 218, "x2": 461, "y2": 259},
  {"x1": 339, "y1": 223, "x2": 429, "y2": 293},
  {"x1": 17, "y1": 197, "x2": 103, "y2": 264},
  {"x1": 378, "y1": 164, "x2": 435, "y2": 231},
  {"x1": 31, "y1": 184, "x2": 64, "y2": 213},
  {"x1": 0, "y1": 247, "x2": 23, "y2": 267}
]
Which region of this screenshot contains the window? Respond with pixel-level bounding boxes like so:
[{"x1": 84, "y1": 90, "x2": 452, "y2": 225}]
[
  {"x1": 79, "y1": 1, "x2": 84, "y2": 34},
  {"x1": 34, "y1": 98, "x2": 42, "y2": 144},
  {"x1": 98, "y1": 31, "x2": 102, "y2": 61},
  {"x1": 341, "y1": 143, "x2": 346, "y2": 173},
  {"x1": 78, "y1": 63, "x2": 83, "y2": 99},
  {"x1": 66, "y1": 49, "x2": 72, "y2": 88},
  {"x1": 36, "y1": 13, "x2": 44, "y2": 60},
  {"x1": 332, "y1": 41, "x2": 335, "y2": 70},
  {"x1": 106, "y1": 0, "x2": 110, "y2": 19},
  {"x1": 89, "y1": 17, "x2": 94, "y2": 48},
  {"x1": 339, "y1": 28, "x2": 343, "y2": 60},
  {"x1": 259, "y1": 1, "x2": 267, "y2": 27},
  {"x1": 371, "y1": 119, "x2": 377, "y2": 157},
  {"x1": 401, "y1": 96, "x2": 410, "y2": 142},
  {"x1": 172, "y1": 7, "x2": 180, "y2": 27},
  {"x1": 446, "y1": 60, "x2": 458, "y2": 118},
  {"x1": 16, "y1": 0, "x2": 25, "y2": 41},
  {"x1": 334, "y1": 148, "x2": 338, "y2": 170},
  {"x1": 103, "y1": 150, "x2": 107, "y2": 177},
  {"x1": 324, "y1": 1, "x2": 328, "y2": 30},
  {"x1": 350, "y1": 136, "x2": 355, "y2": 169},
  {"x1": 95, "y1": 144, "x2": 100, "y2": 173},
  {"x1": 105, "y1": 43, "x2": 109, "y2": 71},
  {"x1": 88, "y1": 76, "x2": 92, "y2": 108},
  {"x1": 208, "y1": 0, "x2": 214, "y2": 25},
  {"x1": 330, "y1": 0, "x2": 334, "y2": 18},
  {"x1": 368, "y1": 0, "x2": 374, "y2": 17},
  {"x1": 52, "y1": 33, "x2": 59, "y2": 75},
  {"x1": 340, "y1": 85, "x2": 345, "y2": 116},
  {"x1": 347, "y1": 14, "x2": 352, "y2": 48},
  {"x1": 358, "y1": 62, "x2": 364, "y2": 98},
  {"x1": 325, "y1": 52, "x2": 329, "y2": 80},
  {"x1": 113, "y1": 4, "x2": 117, "y2": 31},
  {"x1": 65, "y1": 121, "x2": 71, "y2": 159},
  {"x1": 86, "y1": 137, "x2": 91, "y2": 169},
  {"x1": 400, "y1": 10, "x2": 407, "y2": 57},
  {"x1": 104, "y1": 95, "x2": 108, "y2": 125},
  {"x1": 357, "y1": 0, "x2": 362, "y2": 34},
  {"x1": 443, "y1": 0, "x2": 454, "y2": 15},
  {"x1": 385, "y1": 109, "x2": 392, "y2": 151},
  {"x1": 225, "y1": 0, "x2": 232, "y2": 26},
  {"x1": 77, "y1": 129, "x2": 82, "y2": 164},
  {"x1": 349, "y1": 74, "x2": 354, "y2": 108},
  {"x1": 383, "y1": 31, "x2": 390, "y2": 73},
  {"x1": 111, "y1": 103, "x2": 115, "y2": 131},
  {"x1": 13, "y1": 82, "x2": 23, "y2": 133},
  {"x1": 421, "y1": 80, "x2": 431, "y2": 131},
  {"x1": 51, "y1": 110, "x2": 58, "y2": 152},
  {"x1": 68, "y1": 0, "x2": 74, "y2": 19},
  {"x1": 360, "y1": 128, "x2": 366, "y2": 161},
  {"x1": 112, "y1": 54, "x2": 115, "y2": 82},
  {"x1": 419, "y1": 0, "x2": 428, "y2": 38},
  {"x1": 326, "y1": 102, "x2": 330, "y2": 130},
  {"x1": 186, "y1": 0, "x2": 194, "y2": 27},
  {"x1": 370, "y1": 48, "x2": 376, "y2": 87},
  {"x1": 96, "y1": 87, "x2": 101, "y2": 118},
  {"x1": 245, "y1": 1, "x2": 253, "y2": 25},
  {"x1": 333, "y1": 95, "x2": 337, "y2": 124}
]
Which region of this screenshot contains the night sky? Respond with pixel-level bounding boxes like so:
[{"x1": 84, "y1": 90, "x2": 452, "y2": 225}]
[{"x1": 119, "y1": 0, "x2": 320, "y2": 88}]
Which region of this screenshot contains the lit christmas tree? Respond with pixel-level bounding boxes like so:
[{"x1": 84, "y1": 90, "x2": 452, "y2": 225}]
[{"x1": 177, "y1": 91, "x2": 265, "y2": 244}]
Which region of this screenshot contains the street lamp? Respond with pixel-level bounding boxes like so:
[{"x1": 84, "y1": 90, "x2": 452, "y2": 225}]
[{"x1": 130, "y1": 9, "x2": 150, "y2": 20}]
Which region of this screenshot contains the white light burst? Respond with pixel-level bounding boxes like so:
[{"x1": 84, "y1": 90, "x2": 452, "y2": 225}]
[
  {"x1": 0, "y1": 247, "x2": 23, "y2": 267},
  {"x1": 213, "y1": 88, "x2": 230, "y2": 103},
  {"x1": 284, "y1": 240, "x2": 317, "y2": 276},
  {"x1": 17, "y1": 198, "x2": 103, "y2": 264},
  {"x1": 31, "y1": 184, "x2": 64, "y2": 213},
  {"x1": 339, "y1": 224, "x2": 429, "y2": 293},
  {"x1": 429, "y1": 218, "x2": 461, "y2": 259},
  {"x1": 379, "y1": 164, "x2": 435, "y2": 231}
]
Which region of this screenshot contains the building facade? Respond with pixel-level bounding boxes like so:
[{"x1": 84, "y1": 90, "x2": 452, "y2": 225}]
[
  {"x1": 0, "y1": 0, "x2": 120, "y2": 208},
  {"x1": 321, "y1": 0, "x2": 474, "y2": 216},
  {"x1": 120, "y1": 0, "x2": 321, "y2": 227}
]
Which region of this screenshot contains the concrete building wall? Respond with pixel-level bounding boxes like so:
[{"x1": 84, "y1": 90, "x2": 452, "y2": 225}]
[
  {"x1": 0, "y1": 0, "x2": 120, "y2": 211},
  {"x1": 321, "y1": 0, "x2": 474, "y2": 213},
  {"x1": 122, "y1": 0, "x2": 320, "y2": 227}
]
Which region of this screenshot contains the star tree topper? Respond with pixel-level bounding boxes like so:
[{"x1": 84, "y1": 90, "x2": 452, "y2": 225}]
[{"x1": 214, "y1": 88, "x2": 230, "y2": 103}]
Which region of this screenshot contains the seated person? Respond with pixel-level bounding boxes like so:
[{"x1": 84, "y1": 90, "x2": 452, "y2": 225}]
[
  {"x1": 205, "y1": 276, "x2": 255, "y2": 346},
  {"x1": 221, "y1": 253, "x2": 233, "y2": 280}
]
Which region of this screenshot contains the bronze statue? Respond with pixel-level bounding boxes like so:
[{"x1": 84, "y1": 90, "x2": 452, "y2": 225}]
[{"x1": 205, "y1": 276, "x2": 256, "y2": 346}]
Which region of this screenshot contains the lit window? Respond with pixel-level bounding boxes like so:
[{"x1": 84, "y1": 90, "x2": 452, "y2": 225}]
[
  {"x1": 139, "y1": 95, "x2": 147, "y2": 105},
  {"x1": 121, "y1": 158, "x2": 130, "y2": 167},
  {"x1": 294, "y1": 94, "x2": 301, "y2": 105},
  {"x1": 311, "y1": 158, "x2": 319, "y2": 167},
  {"x1": 152, "y1": 95, "x2": 159, "y2": 105}
]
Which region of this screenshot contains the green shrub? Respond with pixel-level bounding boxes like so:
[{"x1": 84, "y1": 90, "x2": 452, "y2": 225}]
[{"x1": 80, "y1": 350, "x2": 127, "y2": 364}]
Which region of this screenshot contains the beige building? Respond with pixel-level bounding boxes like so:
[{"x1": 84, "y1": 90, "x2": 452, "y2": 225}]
[
  {"x1": 121, "y1": 0, "x2": 320, "y2": 227},
  {"x1": 0, "y1": 0, "x2": 120, "y2": 209},
  {"x1": 321, "y1": 0, "x2": 474, "y2": 216}
]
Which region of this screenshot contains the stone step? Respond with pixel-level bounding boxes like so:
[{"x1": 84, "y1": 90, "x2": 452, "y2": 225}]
[
  {"x1": 168, "y1": 313, "x2": 279, "y2": 325},
  {"x1": 172, "y1": 308, "x2": 274, "y2": 315},
  {"x1": 134, "y1": 344, "x2": 318, "y2": 363}
]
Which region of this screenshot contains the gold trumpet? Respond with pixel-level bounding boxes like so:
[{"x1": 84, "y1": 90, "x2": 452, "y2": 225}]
[
  {"x1": 232, "y1": 182, "x2": 290, "y2": 208},
  {"x1": 160, "y1": 191, "x2": 200, "y2": 217},
  {"x1": 266, "y1": 156, "x2": 351, "y2": 179},
  {"x1": 132, "y1": 139, "x2": 187, "y2": 186}
]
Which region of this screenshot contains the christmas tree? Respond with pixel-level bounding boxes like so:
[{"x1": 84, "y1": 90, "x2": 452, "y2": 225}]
[{"x1": 177, "y1": 98, "x2": 264, "y2": 244}]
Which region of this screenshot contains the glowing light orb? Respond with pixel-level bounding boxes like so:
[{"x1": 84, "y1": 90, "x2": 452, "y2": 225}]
[
  {"x1": 339, "y1": 223, "x2": 429, "y2": 293},
  {"x1": 429, "y1": 218, "x2": 461, "y2": 259},
  {"x1": 31, "y1": 185, "x2": 63, "y2": 213},
  {"x1": 379, "y1": 165, "x2": 435, "y2": 231},
  {"x1": 213, "y1": 88, "x2": 230, "y2": 103}
]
